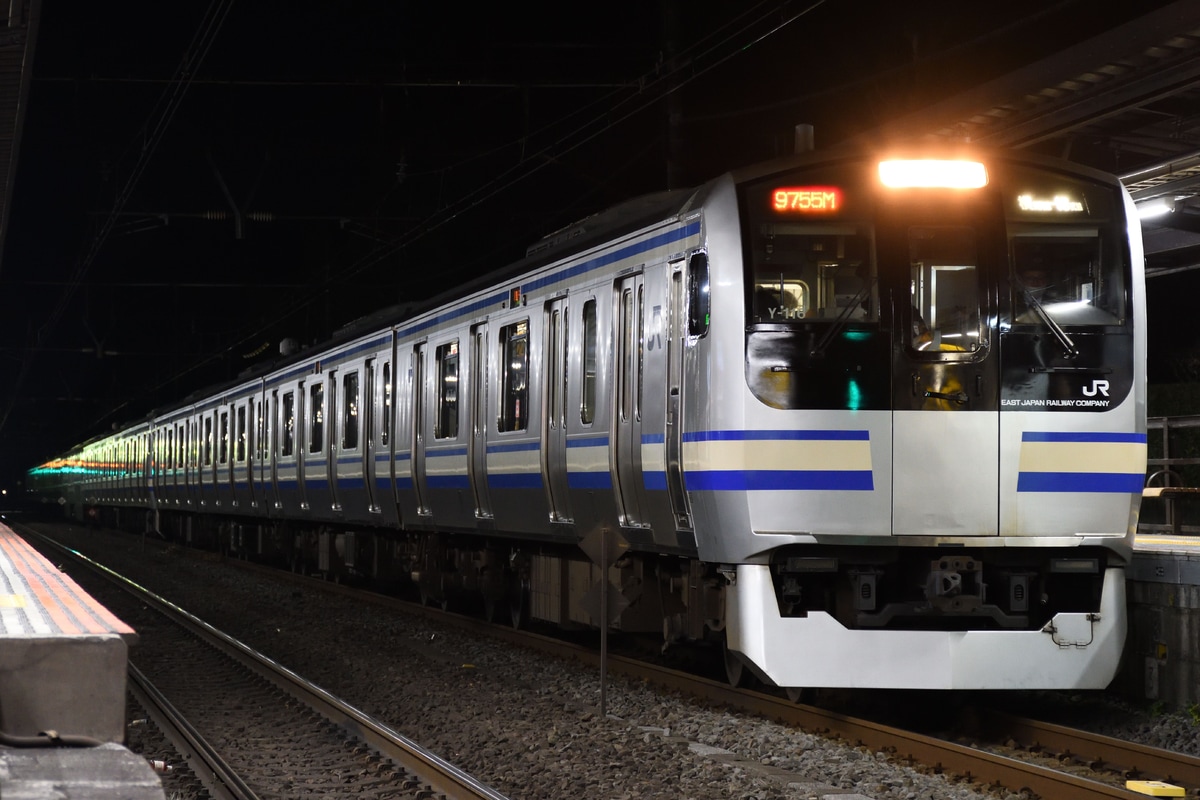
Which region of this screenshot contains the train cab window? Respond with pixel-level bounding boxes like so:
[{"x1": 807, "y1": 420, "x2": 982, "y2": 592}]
[
  {"x1": 750, "y1": 226, "x2": 874, "y2": 324},
  {"x1": 1011, "y1": 228, "x2": 1123, "y2": 326},
  {"x1": 381, "y1": 362, "x2": 392, "y2": 446},
  {"x1": 908, "y1": 226, "x2": 982, "y2": 354},
  {"x1": 499, "y1": 321, "x2": 529, "y2": 432},
  {"x1": 342, "y1": 371, "x2": 360, "y2": 450},
  {"x1": 435, "y1": 342, "x2": 459, "y2": 439},
  {"x1": 1004, "y1": 164, "x2": 1126, "y2": 327},
  {"x1": 282, "y1": 392, "x2": 295, "y2": 457},
  {"x1": 309, "y1": 383, "x2": 325, "y2": 453},
  {"x1": 581, "y1": 299, "x2": 597, "y2": 425}
]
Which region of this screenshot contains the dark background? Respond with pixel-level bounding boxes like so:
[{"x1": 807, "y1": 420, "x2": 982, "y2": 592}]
[{"x1": 0, "y1": 0, "x2": 1187, "y2": 491}]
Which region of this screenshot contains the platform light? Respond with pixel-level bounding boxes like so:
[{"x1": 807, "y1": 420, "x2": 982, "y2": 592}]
[
  {"x1": 1136, "y1": 199, "x2": 1173, "y2": 219},
  {"x1": 879, "y1": 159, "x2": 988, "y2": 189}
]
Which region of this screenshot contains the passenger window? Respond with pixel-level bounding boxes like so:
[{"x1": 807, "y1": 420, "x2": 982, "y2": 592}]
[
  {"x1": 908, "y1": 226, "x2": 982, "y2": 354},
  {"x1": 309, "y1": 383, "x2": 324, "y2": 453},
  {"x1": 581, "y1": 299, "x2": 597, "y2": 425},
  {"x1": 381, "y1": 362, "x2": 392, "y2": 446},
  {"x1": 435, "y1": 342, "x2": 459, "y2": 439},
  {"x1": 204, "y1": 417, "x2": 214, "y2": 466},
  {"x1": 282, "y1": 392, "x2": 295, "y2": 456},
  {"x1": 342, "y1": 371, "x2": 360, "y2": 450},
  {"x1": 499, "y1": 321, "x2": 529, "y2": 432},
  {"x1": 236, "y1": 405, "x2": 247, "y2": 462}
]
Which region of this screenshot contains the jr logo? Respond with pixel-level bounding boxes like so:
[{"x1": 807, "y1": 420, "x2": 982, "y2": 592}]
[{"x1": 1082, "y1": 379, "x2": 1110, "y2": 397}]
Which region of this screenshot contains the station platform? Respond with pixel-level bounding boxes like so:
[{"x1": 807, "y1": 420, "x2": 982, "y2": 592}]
[
  {"x1": 1124, "y1": 534, "x2": 1200, "y2": 708},
  {"x1": 0, "y1": 521, "x2": 164, "y2": 799}
]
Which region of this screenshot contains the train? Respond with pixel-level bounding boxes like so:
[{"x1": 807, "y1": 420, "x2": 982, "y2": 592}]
[{"x1": 29, "y1": 140, "x2": 1148, "y2": 691}]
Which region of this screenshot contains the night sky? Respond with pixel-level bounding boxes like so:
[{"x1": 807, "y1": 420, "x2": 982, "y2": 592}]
[{"x1": 0, "y1": 0, "x2": 1184, "y2": 492}]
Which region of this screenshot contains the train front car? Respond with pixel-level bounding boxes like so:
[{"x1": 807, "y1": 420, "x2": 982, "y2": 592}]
[{"x1": 694, "y1": 149, "x2": 1146, "y2": 690}]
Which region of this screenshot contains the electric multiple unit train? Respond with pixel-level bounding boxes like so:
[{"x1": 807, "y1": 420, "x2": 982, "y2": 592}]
[{"x1": 30, "y1": 143, "x2": 1147, "y2": 691}]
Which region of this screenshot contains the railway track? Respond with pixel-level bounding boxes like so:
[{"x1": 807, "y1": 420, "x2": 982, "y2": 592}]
[
  {"x1": 25, "y1": 522, "x2": 1200, "y2": 800},
  {"x1": 204, "y1": 554, "x2": 1200, "y2": 800},
  {"x1": 29, "y1": 529, "x2": 508, "y2": 800}
]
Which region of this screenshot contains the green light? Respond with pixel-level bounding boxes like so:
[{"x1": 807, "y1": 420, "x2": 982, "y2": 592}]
[
  {"x1": 841, "y1": 330, "x2": 871, "y2": 341},
  {"x1": 846, "y1": 378, "x2": 863, "y2": 410}
]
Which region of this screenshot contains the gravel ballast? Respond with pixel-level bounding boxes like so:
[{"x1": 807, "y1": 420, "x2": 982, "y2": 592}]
[{"x1": 29, "y1": 522, "x2": 1200, "y2": 800}]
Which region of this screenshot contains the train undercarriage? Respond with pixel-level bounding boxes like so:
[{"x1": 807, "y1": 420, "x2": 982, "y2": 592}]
[{"x1": 82, "y1": 504, "x2": 1117, "y2": 691}]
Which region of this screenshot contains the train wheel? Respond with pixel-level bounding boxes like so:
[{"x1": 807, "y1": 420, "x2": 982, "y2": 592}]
[
  {"x1": 722, "y1": 637, "x2": 750, "y2": 688},
  {"x1": 785, "y1": 687, "x2": 815, "y2": 704}
]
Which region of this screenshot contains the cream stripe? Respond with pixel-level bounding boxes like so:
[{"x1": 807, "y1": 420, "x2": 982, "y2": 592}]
[
  {"x1": 488, "y1": 450, "x2": 540, "y2": 474},
  {"x1": 1019, "y1": 441, "x2": 1146, "y2": 473},
  {"x1": 683, "y1": 439, "x2": 872, "y2": 472}
]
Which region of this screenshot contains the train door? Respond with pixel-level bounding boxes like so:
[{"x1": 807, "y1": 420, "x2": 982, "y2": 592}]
[
  {"x1": 327, "y1": 369, "x2": 343, "y2": 513},
  {"x1": 374, "y1": 356, "x2": 397, "y2": 523},
  {"x1": 268, "y1": 390, "x2": 283, "y2": 511},
  {"x1": 666, "y1": 261, "x2": 692, "y2": 530},
  {"x1": 542, "y1": 297, "x2": 571, "y2": 523},
  {"x1": 200, "y1": 410, "x2": 215, "y2": 507},
  {"x1": 468, "y1": 323, "x2": 493, "y2": 521},
  {"x1": 411, "y1": 342, "x2": 431, "y2": 518},
  {"x1": 301, "y1": 374, "x2": 335, "y2": 514},
  {"x1": 233, "y1": 399, "x2": 250, "y2": 510},
  {"x1": 360, "y1": 360, "x2": 378, "y2": 515},
  {"x1": 887, "y1": 223, "x2": 1000, "y2": 536},
  {"x1": 613, "y1": 273, "x2": 647, "y2": 528},
  {"x1": 251, "y1": 393, "x2": 266, "y2": 511}
]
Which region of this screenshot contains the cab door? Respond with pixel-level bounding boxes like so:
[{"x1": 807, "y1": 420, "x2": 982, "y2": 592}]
[{"x1": 887, "y1": 222, "x2": 1001, "y2": 536}]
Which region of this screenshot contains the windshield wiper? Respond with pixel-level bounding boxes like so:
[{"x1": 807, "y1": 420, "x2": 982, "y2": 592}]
[
  {"x1": 1012, "y1": 275, "x2": 1078, "y2": 357},
  {"x1": 810, "y1": 278, "x2": 875, "y2": 357}
]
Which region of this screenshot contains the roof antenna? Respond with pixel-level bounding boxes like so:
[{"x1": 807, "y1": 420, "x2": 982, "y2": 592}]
[{"x1": 794, "y1": 124, "x2": 814, "y2": 154}]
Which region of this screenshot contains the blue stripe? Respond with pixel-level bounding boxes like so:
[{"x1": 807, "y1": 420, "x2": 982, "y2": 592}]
[
  {"x1": 398, "y1": 222, "x2": 700, "y2": 339},
  {"x1": 686, "y1": 470, "x2": 874, "y2": 491},
  {"x1": 643, "y1": 471, "x2": 667, "y2": 490},
  {"x1": 642, "y1": 433, "x2": 665, "y2": 445},
  {"x1": 265, "y1": 334, "x2": 392, "y2": 387},
  {"x1": 683, "y1": 429, "x2": 870, "y2": 443},
  {"x1": 396, "y1": 476, "x2": 414, "y2": 490},
  {"x1": 568, "y1": 471, "x2": 612, "y2": 489},
  {"x1": 488, "y1": 441, "x2": 540, "y2": 454},
  {"x1": 488, "y1": 473, "x2": 543, "y2": 489},
  {"x1": 1021, "y1": 431, "x2": 1146, "y2": 444},
  {"x1": 522, "y1": 223, "x2": 701, "y2": 293},
  {"x1": 1017, "y1": 472, "x2": 1145, "y2": 492},
  {"x1": 427, "y1": 475, "x2": 471, "y2": 489},
  {"x1": 567, "y1": 436, "x2": 609, "y2": 448}
]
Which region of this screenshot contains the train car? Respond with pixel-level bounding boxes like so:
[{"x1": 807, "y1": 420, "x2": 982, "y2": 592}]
[{"x1": 29, "y1": 142, "x2": 1147, "y2": 691}]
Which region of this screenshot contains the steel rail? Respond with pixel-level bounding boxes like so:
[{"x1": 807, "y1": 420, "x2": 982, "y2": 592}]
[
  {"x1": 127, "y1": 662, "x2": 261, "y2": 800},
  {"x1": 979, "y1": 709, "x2": 1200, "y2": 787},
  {"x1": 36, "y1": 527, "x2": 1184, "y2": 800},
  {"x1": 31, "y1": 531, "x2": 510, "y2": 800}
]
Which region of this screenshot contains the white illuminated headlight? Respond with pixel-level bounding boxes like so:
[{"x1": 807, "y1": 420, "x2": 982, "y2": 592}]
[{"x1": 879, "y1": 159, "x2": 988, "y2": 189}]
